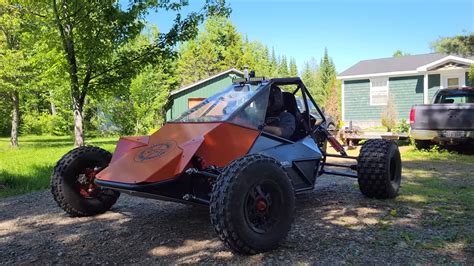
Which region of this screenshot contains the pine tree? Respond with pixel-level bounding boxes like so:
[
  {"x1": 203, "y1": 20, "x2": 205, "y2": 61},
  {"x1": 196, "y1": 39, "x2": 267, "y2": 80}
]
[
  {"x1": 278, "y1": 55, "x2": 289, "y2": 77},
  {"x1": 289, "y1": 58, "x2": 298, "y2": 76},
  {"x1": 269, "y1": 47, "x2": 278, "y2": 77},
  {"x1": 301, "y1": 58, "x2": 320, "y2": 103},
  {"x1": 316, "y1": 48, "x2": 337, "y2": 106}
]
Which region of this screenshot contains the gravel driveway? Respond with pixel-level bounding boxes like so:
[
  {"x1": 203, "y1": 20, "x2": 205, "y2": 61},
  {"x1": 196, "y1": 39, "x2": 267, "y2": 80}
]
[{"x1": 1, "y1": 173, "x2": 472, "y2": 264}]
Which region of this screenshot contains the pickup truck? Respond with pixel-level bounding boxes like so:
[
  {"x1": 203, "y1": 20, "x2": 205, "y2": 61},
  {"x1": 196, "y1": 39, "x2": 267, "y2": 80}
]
[{"x1": 410, "y1": 87, "x2": 474, "y2": 149}]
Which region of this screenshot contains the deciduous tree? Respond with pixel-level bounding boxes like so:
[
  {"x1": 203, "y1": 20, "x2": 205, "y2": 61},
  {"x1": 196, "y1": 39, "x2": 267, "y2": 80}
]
[
  {"x1": 431, "y1": 33, "x2": 474, "y2": 56},
  {"x1": 177, "y1": 15, "x2": 241, "y2": 85},
  {"x1": 52, "y1": 0, "x2": 229, "y2": 146},
  {"x1": 0, "y1": 0, "x2": 40, "y2": 147},
  {"x1": 393, "y1": 50, "x2": 410, "y2": 57},
  {"x1": 381, "y1": 94, "x2": 398, "y2": 132}
]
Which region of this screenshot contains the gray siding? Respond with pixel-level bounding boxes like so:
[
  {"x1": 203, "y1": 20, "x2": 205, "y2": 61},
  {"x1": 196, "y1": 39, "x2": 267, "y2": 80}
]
[
  {"x1": 428, "y1": 74, "x2": 440, "y2": 101},
  {"x1": 389, "y1": 76, "x2": 424, "y2": 119}
]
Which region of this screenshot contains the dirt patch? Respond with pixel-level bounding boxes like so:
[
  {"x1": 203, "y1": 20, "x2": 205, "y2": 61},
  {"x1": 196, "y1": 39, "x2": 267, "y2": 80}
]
[{"x1": 1, "y1": 167, "x2": 472, "y2": 264}]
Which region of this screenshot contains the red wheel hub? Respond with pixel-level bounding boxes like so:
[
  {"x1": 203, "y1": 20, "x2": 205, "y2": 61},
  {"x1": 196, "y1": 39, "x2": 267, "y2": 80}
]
[
  {"x1": 256, "y1": 199, "x2": 267, "y2": 212},
  {"x1": 78, "y1": 168, "x2": 99, "y2": 197}
]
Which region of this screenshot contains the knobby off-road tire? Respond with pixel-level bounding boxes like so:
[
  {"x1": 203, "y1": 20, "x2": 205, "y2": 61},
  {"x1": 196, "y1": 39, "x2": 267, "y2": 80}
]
[
  {"x1": 210, "y1": 154, "x2": 295, "y2": 255},
  {"x1": 357, "y1": 139, "x2": 402, "y2": 199},
  {"x1": 51, "y1": 146, "x2": 120, "y2": 217}
]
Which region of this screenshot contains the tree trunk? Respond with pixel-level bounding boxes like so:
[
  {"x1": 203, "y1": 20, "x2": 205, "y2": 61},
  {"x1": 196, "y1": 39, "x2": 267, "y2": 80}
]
[
  {"x1": 10, "y1": 90, "x2": 19, "y2": 148},
  {"x1": 49, "y1": 91, "x2": 57, "y2": 116},
  {"x1": 73, "y1": 100, "x2": 84, "y2": 147},
  {"x1": 53, "y1": 0, "x2": 85, "y2": 146}
]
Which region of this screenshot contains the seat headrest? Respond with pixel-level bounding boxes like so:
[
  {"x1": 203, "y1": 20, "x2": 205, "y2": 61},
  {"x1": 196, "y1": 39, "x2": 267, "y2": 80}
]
[{"x1": 282, "y1": 92, "x2": 298, "y2": 117}]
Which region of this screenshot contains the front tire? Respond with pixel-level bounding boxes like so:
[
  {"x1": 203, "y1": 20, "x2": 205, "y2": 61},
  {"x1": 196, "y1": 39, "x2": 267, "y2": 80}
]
[
  {"x1": 357, "y1": 139, "x2": 402, "y2": 199},
  {"x1": 51, "y1": 146, "x2": 120, "y2": 217},
  {"x1": 210, "y1": 154, "x2": 295, "y2": 255}
]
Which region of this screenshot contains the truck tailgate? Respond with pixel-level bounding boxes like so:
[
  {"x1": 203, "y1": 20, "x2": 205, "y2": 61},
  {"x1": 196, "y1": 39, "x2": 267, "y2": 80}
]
[{"x1": 412, "y1": 104, "x2": 474, "y2": 130}]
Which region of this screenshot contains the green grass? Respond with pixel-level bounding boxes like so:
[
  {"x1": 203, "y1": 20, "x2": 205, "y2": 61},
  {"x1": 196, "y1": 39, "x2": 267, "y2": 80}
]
[
  {"x1": 342, "y1": 144, "x2": 474, "y2": 249},
  {"x1": 0, "y1": 135, "x2": 118, "y2": 197},
  {"x1": 396, "y1": 146, "x2": 474, "y2": 249}
]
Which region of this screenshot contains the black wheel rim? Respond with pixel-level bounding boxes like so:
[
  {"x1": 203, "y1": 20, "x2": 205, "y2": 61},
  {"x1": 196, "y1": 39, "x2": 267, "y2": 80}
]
[{"x1": 244, "y1": 180, "x2": 283, "y2": 234}]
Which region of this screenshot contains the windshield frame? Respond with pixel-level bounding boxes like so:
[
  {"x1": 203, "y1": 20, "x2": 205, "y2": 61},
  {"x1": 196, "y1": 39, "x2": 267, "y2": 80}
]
[{"x1": 169, "y1": 82, "x2": 271, "y2": 125}]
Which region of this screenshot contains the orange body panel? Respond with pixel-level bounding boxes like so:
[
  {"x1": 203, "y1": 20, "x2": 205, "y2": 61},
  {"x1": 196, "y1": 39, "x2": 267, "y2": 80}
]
[{"x1": 96, "y1": 122, "x2": 259, "y2": 184}]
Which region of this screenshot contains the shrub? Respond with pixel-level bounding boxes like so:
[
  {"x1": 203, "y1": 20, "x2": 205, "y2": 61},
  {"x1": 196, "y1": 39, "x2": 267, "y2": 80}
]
[
  {"x1": 21, "y1": 112, "x2": 71, "y2": 136},
  {"x1": 381, "y1": 94, "x2": 398, "y2": 132},
  {"x1": 395, "y1": 120, "x2": 410, "y2": 133}
]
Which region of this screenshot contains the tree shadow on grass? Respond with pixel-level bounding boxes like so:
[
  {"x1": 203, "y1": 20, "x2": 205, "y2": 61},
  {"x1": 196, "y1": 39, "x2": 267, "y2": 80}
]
[
  {"x1": 0, "y1": 136, "x2": 119, "y2": 149},
  {"x1": 1, "y1": 161, "x2": 472, "y2": 264},
  {"x1": 0, "y1": 165, "x2": 53, "y2": 199}
]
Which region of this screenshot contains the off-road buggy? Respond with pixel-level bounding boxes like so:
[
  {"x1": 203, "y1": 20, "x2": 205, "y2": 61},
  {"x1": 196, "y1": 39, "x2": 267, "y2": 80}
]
[{"x1": 51, "y1": 76, "x2": 402, "y2": 254}]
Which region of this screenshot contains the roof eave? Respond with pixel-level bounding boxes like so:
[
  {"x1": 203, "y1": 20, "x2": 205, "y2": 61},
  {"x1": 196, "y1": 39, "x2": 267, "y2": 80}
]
[
  {"x1": 337, "y1": 70, "x2": 420, "y2": 80},
  {"x1": 416, "y1": 55, "x2": 474, "y2": 71}
]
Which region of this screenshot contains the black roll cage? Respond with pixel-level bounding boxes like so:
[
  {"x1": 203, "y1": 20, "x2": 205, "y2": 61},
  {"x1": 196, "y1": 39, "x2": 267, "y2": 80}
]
[
  {"x1": 228, "y1": 77, "x2": 326, "y2": 135},
  {"x1": 234, "y1": 77, "x2": 358, "y2": 179}
]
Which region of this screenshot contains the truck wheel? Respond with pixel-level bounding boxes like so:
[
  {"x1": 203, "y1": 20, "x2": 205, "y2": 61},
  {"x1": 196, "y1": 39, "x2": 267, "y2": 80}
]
[
  {"x1": 357, "y1": 139, "x2": 401, "y2": 199},
  {"x1": 51, "y1": 146, "x2": 120, "y2": 217},
  {"x1": 414, "y1": 140, "x2": 431, "y2": 150},
  {"x1": 210, "y1": 154, "x2": 295, "y2": 254}
]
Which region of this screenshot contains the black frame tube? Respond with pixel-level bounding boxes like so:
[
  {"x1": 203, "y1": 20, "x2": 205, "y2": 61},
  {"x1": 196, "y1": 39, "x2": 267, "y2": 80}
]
[
  {"x1": 324, "y1": 162, "x2": 356, "y2": 169},
  {"x1": 325, "y1": 153, "x2": 359, "y2": 160},
  {"x1": 321, "y1": 170, "x2": 358, "y2": 178}
]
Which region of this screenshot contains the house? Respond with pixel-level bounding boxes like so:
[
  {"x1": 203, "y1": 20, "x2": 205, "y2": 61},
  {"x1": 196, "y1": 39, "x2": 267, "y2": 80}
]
[
  {"x1": 337, "y1": 53, "x2": 473, "y2": 127},
  {"x1": 166, "y1": 68, "x2": 244, "y2": 121}
]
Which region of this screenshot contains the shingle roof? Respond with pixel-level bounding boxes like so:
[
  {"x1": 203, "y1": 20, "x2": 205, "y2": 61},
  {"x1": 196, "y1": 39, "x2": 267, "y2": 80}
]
[{"x1": 338, "y1": 53, "x2": 448, "y2": 77}]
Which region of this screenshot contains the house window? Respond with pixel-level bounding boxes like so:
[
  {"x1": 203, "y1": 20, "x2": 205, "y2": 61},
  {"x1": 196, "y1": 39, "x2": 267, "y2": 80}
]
[
  {"x1": 447, "y1": 77, "x2": 459, "y2": 88},
  {"x1": 370, "y1": 78, "x2": 389, "y2": 105},
  {"x1": 442, "y1": 73, "x2": 465, "y2": 89},
  {"x1": 188, "y1": 98, "x2": 206, "y2": 109}
]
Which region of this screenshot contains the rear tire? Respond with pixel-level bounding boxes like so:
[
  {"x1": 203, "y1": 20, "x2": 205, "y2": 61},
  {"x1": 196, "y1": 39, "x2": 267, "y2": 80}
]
[
  {"x1": 210, "y1": 154, "x2": 295, "y2": 255},
  {"x1": 51, "y1": 146, "x2": 120, "y2": 217},
  {"x1": 414, "y1": 139, "x2": 431, "y2": 150},
  {"x1": 357, "y1": 139, "x2": 402, "y2": 199}
]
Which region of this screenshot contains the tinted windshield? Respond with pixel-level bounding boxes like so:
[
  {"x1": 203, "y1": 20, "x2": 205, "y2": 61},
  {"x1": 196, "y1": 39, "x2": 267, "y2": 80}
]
[{"x1": 174, "y1": 83, "x2": 266, "y2": 122}]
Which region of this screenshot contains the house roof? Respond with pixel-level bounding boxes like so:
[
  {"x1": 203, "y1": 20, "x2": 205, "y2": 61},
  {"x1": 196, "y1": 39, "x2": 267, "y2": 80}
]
[
  {"x1": 337, "y1": 53, "x2": 474, "y2": 80},
  {"x1": 170, "y1": 68, "x2": 244, "y2": 96},
  {"x1": 338, "y1": 53, "x2": 447, "y2": 78}
]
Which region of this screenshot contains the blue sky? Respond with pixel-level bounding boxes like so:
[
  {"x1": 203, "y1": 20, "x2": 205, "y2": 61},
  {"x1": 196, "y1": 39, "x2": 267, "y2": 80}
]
[{"x1": 146, "y1": 0, "x2": 473, "y2": 73}]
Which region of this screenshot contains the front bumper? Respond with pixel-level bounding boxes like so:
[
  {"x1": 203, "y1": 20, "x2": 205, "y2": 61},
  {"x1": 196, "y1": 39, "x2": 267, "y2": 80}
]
[{"x1": 409, "y1": 129, "x2": 438, "y2": 140}]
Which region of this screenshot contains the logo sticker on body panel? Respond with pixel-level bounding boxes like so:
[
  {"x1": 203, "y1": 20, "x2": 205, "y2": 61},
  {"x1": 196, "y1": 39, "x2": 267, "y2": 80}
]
[{"x1": 135, "y1": 141, "x2": 177, "y2": 162}]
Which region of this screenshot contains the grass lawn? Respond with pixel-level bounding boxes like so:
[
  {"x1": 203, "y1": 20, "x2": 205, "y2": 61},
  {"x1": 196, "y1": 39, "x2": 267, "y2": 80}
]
[
  {"x1": 341, "y1": 145, "x2": 474, "y2": 252},
  {"x1": 0, "y1": 135, "x2": 119, "y2": 197}
]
